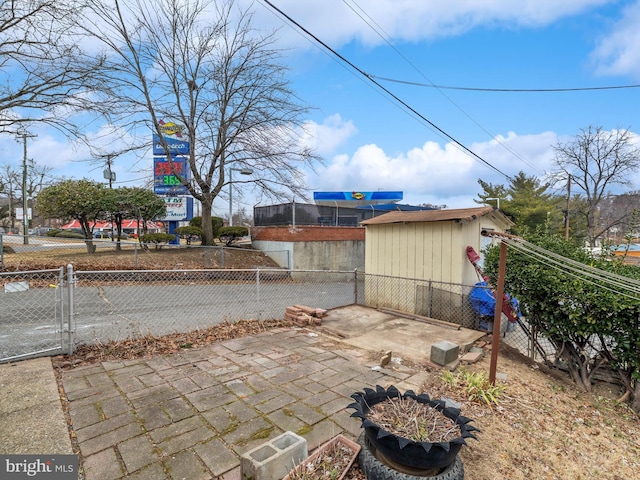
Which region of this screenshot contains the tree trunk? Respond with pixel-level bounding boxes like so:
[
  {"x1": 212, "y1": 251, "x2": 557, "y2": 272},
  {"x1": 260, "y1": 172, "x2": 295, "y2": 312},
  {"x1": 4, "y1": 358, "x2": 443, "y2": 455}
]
[
  {"x1": 200, "y1": 198, "x2": 214, "y2": 246},
  {"x1": 633, "y1": 382, "x2": 640, "y2": 413}
]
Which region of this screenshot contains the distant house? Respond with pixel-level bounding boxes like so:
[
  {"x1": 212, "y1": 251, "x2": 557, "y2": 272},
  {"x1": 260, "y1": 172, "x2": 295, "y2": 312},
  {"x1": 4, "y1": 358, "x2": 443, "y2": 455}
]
[{"x1": 360, "y1": 206, "x2": 514, "y2": 324}]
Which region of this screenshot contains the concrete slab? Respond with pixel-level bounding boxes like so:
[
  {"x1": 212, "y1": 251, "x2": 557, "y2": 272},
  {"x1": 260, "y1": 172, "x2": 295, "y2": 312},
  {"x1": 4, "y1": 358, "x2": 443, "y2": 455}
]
[
  {"x1": 0, "y1": 357, "x2": 73, "y2": 455},
  {"x1": 322, "y1": 305, "x2": 485, "y2": 365},
  {"x1": 319, "y1": 305, "x2": 397, "y2": 338}
]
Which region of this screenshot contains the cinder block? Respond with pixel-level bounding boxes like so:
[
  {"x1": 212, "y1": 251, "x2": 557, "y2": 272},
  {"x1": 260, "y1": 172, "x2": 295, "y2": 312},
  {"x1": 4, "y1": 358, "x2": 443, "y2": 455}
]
[
  {"x1": 460, "y1": 351, "x2": 483, "y2": 364},
  {"x1": 241, "y1": 431, "x2": 307, "y2": 480},
  {"x1": 430, "y1": 341, "x2": 459, "y2": 366}
]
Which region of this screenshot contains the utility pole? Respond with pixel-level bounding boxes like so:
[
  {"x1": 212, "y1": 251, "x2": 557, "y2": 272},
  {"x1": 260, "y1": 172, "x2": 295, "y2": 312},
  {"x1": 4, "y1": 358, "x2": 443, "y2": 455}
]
[
  {"x1": 20, "y1": 132, "x2": 37, "y2": 245},
  {"x1": 564, "y1": 176, "x2": 571, "y2": 241}
]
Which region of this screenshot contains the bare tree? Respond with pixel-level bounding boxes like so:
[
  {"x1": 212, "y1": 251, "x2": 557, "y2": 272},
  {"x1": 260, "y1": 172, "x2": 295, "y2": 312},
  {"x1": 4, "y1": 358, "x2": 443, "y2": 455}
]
[
  {"x1": 78, "y1": 0, "x2": 319, "y2": 245},
  {"x1": 0, "y1": 164, "x2": 20, "y2": 230},
  {"x1": 0, "y1": 1, "x2": 100, "y2": 135},
  {"x1": 552, "y1": 126, "x2": 640, "y2": 245},
  {"x1": 0, "y1": 160, "x2": 54, "y2": 230}
]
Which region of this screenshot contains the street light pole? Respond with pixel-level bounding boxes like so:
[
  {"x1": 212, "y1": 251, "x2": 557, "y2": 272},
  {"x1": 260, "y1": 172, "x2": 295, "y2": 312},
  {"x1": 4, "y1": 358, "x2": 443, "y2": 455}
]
[{"x1": 228, "y1": 167, "x2": 253, "y2": 226}]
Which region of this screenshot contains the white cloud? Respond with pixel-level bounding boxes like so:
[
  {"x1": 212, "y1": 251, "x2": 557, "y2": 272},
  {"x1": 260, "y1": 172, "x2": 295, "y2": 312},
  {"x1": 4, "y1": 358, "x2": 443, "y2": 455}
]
[
  {"x1": 300, "y1": 114, "x2": 357, "y2": 155},
  {"x1": 253, "y1": 0, "x2": 613, "y2": 49},
  {"x1": 306, "y1": 130, "x2": 559, "y2": 207},
  {"x1": 590, "y1": 1, "x2": 640, "y2": 78}
]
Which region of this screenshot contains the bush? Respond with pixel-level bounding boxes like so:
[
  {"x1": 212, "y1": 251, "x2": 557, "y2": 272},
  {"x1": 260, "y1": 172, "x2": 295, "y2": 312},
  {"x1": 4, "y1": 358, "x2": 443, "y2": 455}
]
[
  {"x1": 483, "y1": 227, "x2": 640, "y2": 408},
  {"x1": 46, "y1": 229, "x2": 62, "y2": 237},
  {"x1": 55, "y1": 230, "x2": 85, "y2": 239},
  {"x1": 139, "y1": 232, "x2": 176, "y2": 249},
  {"x1": 189, "y1": 216, "x2": 224, "y2": 237},
  {"x1": 218, "y1": 226, "x2": 248, "y2": 246},
  {"x1": 174, "y1": 226, "x2": 202, "y2": 245}
]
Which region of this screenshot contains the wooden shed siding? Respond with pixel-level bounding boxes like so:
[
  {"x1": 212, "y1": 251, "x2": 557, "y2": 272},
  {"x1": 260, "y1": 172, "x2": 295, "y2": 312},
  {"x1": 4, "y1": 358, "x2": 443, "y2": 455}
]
[{"x1": 365, "y1": 216, "x2": 510, "y2": 281}]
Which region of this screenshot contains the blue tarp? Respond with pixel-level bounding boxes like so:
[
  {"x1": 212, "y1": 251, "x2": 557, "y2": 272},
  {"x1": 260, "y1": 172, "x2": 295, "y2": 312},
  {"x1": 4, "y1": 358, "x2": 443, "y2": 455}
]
[{"x1": 469, "y1": 281, "x2": 521, "y2": 319}]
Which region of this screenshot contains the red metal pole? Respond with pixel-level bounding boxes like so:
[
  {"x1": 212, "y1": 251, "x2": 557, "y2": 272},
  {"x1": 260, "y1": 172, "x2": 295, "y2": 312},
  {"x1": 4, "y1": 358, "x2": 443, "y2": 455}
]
[{"x1": 489, "y1": 241, "x2": 507, "y2": 385}]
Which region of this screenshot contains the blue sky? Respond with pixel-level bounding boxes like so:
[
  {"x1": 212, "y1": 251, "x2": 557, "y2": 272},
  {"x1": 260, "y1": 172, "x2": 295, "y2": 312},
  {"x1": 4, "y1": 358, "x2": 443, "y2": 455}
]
[{"x1": 3, "y1": 0, "x2": 640, "y2": 214}]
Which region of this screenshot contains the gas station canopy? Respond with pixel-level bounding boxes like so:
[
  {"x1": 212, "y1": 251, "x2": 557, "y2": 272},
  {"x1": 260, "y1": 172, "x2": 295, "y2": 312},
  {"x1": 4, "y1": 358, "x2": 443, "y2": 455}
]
[{"x1": 313, "y1": 191, "x2": 403, "y2": 207}]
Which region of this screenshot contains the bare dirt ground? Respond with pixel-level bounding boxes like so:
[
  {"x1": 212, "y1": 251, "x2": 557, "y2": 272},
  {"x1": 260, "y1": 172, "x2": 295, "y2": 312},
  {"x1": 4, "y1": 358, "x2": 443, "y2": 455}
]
[
  {"x1": 40, "y1": 247, "x2": 640, "y2": 479},
  {"x1": 4, "y1": 242, "x2": 279, "y2": 271}
]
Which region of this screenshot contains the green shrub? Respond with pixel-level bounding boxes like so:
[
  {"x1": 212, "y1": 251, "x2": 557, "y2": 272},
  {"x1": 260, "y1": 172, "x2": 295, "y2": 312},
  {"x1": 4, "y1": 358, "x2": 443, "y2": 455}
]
[
  {"x1": 218, "y1": 226, "x2": 248, "y2": 246},
  {"x1": 189, "y1": 216, "x2": 224, "y2": 237},
  {"x1": 174, "y1": 226, "x2": 202, "y2": 245},
  {"x1": 441, "y1": 368, "x2": 505, "y2": 406},
  {"x1": 139, "y1": 232, "x2": 176, "y2": 249},
  {"x1": 46, "y1": 229, "x2": 62, "y2": 237},
  {"x1": 55, "y1": 230, "x2": 85, "y2": 239}
]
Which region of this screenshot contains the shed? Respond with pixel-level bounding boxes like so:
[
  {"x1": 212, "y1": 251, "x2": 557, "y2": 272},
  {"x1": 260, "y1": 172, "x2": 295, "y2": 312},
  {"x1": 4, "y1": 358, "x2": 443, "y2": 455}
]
[{"x1": 360, "y1": 206, "x2": 514, "y2": 324}]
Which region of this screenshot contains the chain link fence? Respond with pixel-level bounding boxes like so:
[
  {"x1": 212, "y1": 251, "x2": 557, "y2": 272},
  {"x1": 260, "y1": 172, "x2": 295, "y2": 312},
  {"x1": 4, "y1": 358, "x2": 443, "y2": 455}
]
[
  {"x1": 0, "y1": 267, "x2": 69, "y2": 362},
  {"x1": 355, "y1": 271, "x2": 553, "y2": 363},
  {"x1": 1, "y1": 264, "x2": 551, "y2": 365},
  {"x1": 0, "y1": 234, "x2": 290, "y2": 270},
  {"x1": 70, "y1": 268, "x2": 355, "y2": 347}
]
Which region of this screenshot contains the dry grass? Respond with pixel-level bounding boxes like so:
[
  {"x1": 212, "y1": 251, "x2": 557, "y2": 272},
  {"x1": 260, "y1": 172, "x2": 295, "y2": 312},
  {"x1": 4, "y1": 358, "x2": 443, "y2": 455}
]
[
  {"x1": 2, "y1": 241, "x2": 279, "y2": 271},
  {"x1": 420, "y1": 345, "x2": 640, "y2": 480}
]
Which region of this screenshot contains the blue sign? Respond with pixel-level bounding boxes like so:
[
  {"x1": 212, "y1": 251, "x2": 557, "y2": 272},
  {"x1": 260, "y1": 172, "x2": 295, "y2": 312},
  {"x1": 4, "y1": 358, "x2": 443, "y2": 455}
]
[
  {"x1": 313, "y1": 191, "x2": 403, "y2": 205},
  {"x1": 153, "y1": 134, "x2": 190, "y2": 155}
]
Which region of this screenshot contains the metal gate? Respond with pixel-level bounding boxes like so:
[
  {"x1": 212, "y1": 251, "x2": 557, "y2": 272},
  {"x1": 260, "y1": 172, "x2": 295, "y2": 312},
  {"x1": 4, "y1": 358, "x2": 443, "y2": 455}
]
[{"x1": 0, "y1": 267, "x2": 71, "y2": 363}]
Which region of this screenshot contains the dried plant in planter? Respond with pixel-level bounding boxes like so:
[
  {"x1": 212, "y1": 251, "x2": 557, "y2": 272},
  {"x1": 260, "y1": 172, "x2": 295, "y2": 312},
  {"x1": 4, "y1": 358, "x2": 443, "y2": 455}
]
[
  {"x1": 348, "y1": 385, "x2": 479, "y2": 470},
  {"x1": 367, "y1": 395, "x2": 460, "y2": 443},
  {"x1": 284, "y1": 435, "x2": 360, "y2": 480}
]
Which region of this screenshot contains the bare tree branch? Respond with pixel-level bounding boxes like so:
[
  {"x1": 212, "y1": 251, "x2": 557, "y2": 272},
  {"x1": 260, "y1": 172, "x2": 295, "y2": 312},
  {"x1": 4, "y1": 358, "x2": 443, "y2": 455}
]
[
  {"x1": 78, "y1": 0, "x2": 321, "y2": 244},
  {"x1": 552, "y1": 126, "x2": 640, "y2": 245}
]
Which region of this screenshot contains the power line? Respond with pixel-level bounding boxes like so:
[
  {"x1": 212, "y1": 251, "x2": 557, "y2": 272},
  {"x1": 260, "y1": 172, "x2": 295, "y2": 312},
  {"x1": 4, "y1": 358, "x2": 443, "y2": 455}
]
[
  {"x1": 370, "y1": 75, "x2": 640, "y2": 93},
  {"x1": 342, "y1": 0, "x2": 544, "y2": 175},
  {"x1": 485, "y1": 232, "x2": 640, "y2": 300},
  {"x1": 260, "y1": 0, "x2": 512, "y2": 181}
]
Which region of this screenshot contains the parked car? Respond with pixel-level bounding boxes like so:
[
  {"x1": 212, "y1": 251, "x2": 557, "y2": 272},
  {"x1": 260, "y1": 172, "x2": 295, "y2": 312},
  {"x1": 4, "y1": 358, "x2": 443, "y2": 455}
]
[{"x1": 33, "y1": 227, "x2": 53, "y2": 236}]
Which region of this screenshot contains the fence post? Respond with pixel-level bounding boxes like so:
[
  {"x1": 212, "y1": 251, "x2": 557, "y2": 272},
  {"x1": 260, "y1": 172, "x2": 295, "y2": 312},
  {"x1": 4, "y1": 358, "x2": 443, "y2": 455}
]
[
  {"x1": 134, "y1": 241, "x2": 138, "y2": 267},
  {"x1": 353, "y1": 269, "x2": 358, "y2": 304},
  {"x1": 0, "y1": 234, "x2": 3, "y2": 270},
  {"x1": 220, "y1": 246, "x2": 225, "y2": 268},
  {"x1": 256, "y1": 268, "x2": 261, "y2": 319},
  {"x1": 66, "y1": 263, "x2": 75, "y2": 356},
  {"x1": 57, "y1": 266, "x2": 65, "y2": 354}
]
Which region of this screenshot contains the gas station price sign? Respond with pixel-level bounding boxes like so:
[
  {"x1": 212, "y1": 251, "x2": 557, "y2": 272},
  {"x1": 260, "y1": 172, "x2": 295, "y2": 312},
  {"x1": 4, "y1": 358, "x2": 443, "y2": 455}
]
[{"x1": 153, "y1": 157, "x2": 189, "y2": 195}]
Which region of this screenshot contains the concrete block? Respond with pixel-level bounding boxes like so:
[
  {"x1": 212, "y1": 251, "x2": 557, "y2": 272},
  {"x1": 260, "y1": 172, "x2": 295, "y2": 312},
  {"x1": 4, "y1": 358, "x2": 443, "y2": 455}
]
[
  {"x1": 241, "y1": 431, "x2": 307, "y2": 480},
  {"x1": 430, "y1": 341, "x2": 459, "y2": 366},
  {"x1": 460, "y1": 351, "x2": 483, "y2": 364}
]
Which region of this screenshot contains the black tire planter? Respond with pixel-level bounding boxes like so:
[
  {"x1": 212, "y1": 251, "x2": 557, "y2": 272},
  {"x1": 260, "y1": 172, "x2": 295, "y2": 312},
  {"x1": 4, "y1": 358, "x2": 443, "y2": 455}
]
[
  {"x1": 357, "y1": 433, "x2": 464, "y2": 480},
  {"x1": 348, "y1": 385, "x2": 479, "y2": 471}
]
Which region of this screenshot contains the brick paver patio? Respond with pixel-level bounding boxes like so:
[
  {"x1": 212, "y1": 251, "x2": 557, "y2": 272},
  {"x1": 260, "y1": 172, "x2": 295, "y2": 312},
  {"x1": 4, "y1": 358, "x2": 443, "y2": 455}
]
[{"x1": 62, "y1": 328, "x2": 428, "y2": 480}]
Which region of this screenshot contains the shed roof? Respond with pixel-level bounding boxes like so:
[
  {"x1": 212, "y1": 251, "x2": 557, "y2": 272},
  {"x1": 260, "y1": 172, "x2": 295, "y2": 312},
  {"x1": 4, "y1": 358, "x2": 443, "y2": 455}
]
[{"x1": 360, "y1": 206, "x2": 514, "y2": 226}]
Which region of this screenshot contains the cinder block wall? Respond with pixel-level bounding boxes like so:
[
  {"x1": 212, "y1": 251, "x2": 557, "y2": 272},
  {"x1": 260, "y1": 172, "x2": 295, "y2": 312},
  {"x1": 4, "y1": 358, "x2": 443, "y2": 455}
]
[{"x1": 252, "y1": 226, "x2": 365, "y2": 270}]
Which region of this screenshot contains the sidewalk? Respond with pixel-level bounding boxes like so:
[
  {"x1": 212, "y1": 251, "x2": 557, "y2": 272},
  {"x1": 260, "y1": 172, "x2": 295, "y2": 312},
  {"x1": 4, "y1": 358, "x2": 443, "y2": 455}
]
[
  {"x1": 0, "y1": 356, "x2": 73, "y2": 455},
  {"x1": 2, "y1": 327, "x2": 430, "y2": 479}
]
